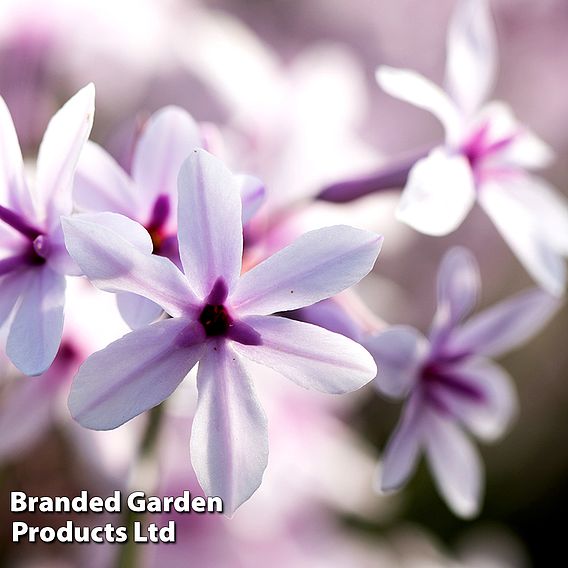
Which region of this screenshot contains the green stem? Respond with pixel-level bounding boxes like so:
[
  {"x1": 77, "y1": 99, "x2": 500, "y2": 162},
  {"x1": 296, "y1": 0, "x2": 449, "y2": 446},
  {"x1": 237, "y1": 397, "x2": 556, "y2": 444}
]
[{"x1": 116, "y1": 404, "x2": 164, "y2": 568}]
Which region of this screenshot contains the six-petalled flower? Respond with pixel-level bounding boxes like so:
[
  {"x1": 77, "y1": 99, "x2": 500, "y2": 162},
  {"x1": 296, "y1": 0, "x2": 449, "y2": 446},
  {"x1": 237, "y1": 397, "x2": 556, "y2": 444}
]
[{"x1": 62, "y1": 149, "x2": 382, "y2": 515}]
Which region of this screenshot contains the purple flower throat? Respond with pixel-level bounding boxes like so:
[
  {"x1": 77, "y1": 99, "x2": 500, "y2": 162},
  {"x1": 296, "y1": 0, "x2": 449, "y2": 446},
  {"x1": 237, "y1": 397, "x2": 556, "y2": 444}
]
[
  {"x1": 198, "y1": 277, "x2": 262, "y2": 346},
  {"x1": 146, "y1": 194, "x2": 173, "y2": 255},
  {"x1": 461, "y1": 122, "x2": 517, "y2": 172},
  {"x1": 420, "y1": 360, "x2": 486, "y2": 415}
]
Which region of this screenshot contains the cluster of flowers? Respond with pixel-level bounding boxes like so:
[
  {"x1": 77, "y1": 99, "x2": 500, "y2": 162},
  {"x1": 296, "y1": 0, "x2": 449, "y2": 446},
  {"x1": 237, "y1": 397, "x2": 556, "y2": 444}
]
[{"x1": 0, "y1": 0, "x2": 565, "y2": 524}]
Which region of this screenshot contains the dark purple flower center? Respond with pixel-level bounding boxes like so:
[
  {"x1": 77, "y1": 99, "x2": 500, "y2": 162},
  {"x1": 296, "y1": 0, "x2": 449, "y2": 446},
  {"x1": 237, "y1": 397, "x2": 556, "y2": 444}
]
[
  {"x1": 197, "y1": 278, "x2": 262, "y2": 346},
  {"x1": 421, "y1": 362, "x2": 486, "y2": 405},
  {"x1": 199, "y1": 303, "x2": 233, "y2": 337}
]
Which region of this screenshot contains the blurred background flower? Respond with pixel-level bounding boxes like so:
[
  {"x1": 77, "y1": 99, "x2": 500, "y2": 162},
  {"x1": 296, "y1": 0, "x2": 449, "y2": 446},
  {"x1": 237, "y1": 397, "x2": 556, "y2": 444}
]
[{"x1": 1, "y1": 0, "x2": 567, "y2": 566}]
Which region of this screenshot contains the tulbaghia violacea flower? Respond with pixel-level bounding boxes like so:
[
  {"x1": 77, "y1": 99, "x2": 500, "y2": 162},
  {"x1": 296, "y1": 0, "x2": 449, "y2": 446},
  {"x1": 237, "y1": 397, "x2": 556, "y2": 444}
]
[
  {"x1": 62, "y1": 149, "x2": 382, "y2": 515},
  {"x1": 376, "y1": 0, "x2": 568, "y2": 296},
  {"x1": 0, "y1": 84, "x2": 94, "y2": 375},
  {"x1": 365, "y1": 247, "x2": 561, "y2": 517},
  {"x1": 74, "y1": 106, "x2": 265, "y2": 329}
]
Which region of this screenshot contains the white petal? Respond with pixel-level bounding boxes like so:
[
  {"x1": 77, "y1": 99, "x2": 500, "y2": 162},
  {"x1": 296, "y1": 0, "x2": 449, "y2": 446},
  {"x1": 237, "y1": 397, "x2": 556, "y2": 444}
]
[
  {"x1": 231, "y1": 225, "x2": 382, "y2": 316},
  {"x1": 396, "y1": 149, "x2": 476, "y2": 236},
  {"x1": 438, "y1": 357, "x2": 518, "y2": 442},
  {"x1": 0, "y1": 270, "x2": 30, "y2": 327},
  {"x1": 429, "y1": 247, "x2": 480, "y2": 349},
  {"x1": 237, "y1": 174, "x2": 265, "y2": 225},
  {"x1": 479, "y1": 181, "x2": 566, "y2": 296},
  {"x1": 234, "y1": 315, "x2": 376, "y2": 394},
  {"x1": 504, "y1": 175, "x2": 568, "y2": 256},
  {"x1": 190, "y1": 342, "x2": 268, "y2": 516},
  {"x1": 424, "y1": 410, "x2": 483, "y2": 518},
  {"x1": 44, "y1": 223, "x2": 82, "y2": 276},
  {"x1": 502, "y1": 129, "x2": 554, "y2": 170},
  {"x1": 116, "y1": 292, "x2": 164, "y2": 330},
  {"x1": 62, "y1": 213, "x2": 199, "y2": 316},
  {"x1": 364, "y1": 326, "x2": 429, "y2": 400},
  {"x1": 445, "y1": 0, "x2": 497, "y2": 115},
  {"x1": 376, "y1": 66, "x2": 462, "y2": 143},
  {"x1": 74, "y1": 141, "x2": 139, "y2": 216},
  {"x1": 178, "y1": 150, "x2": 243, "y2": 298},
  {"x1": 69, "y1": 318, "x2": 205, "y2": 430},
  {"x1": 6, "y1": 268, "x2": 66, "y2": 376},
  {"x1": 380, "y1": 395, "x2": 423, "y2": 492},
  {"x1": 477, "y1": 102, "x2": 554, "y2": 170},
  {"x1": 447, "y1": 288, "x2": 562, "y2": 358},
  {"x1": 0, "y1": 96, "x2": 34, "y2": 217},
  {"x1": 35, "y1": 84, "x2": 95, "y2": 222},
  {"x1": 132, "y1": 106, "x2": 202, "y2": 217}
]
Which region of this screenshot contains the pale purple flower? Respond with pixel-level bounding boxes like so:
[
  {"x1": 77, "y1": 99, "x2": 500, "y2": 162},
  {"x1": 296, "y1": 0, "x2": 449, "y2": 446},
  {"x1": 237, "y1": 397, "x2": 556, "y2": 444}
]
[
  {"x1": 376, "y1": 0, "x2": 568, "y2": 296},
  {"x1": 62, "y1": 148, "x2": 381, "y2": 515},
  {"x1": 0, "y1": 84, "x2": 94, "y2": 375},
  {"x1": 365, "y1": 247, "x2": 561, "y2": 517},
  {"x1": 74, "y1": 106, "x2": 265, "y2": 329}
]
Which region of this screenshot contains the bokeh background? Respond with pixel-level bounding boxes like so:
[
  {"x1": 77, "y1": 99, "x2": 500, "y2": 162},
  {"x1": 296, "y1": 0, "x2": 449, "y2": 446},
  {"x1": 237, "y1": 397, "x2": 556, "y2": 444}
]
[{"x1": 0, "y1": 0, "x2": 567, "y2": 566}]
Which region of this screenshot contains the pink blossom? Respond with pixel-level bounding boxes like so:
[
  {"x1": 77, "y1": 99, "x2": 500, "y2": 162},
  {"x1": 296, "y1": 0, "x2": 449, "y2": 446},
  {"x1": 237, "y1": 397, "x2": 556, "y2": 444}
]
[
  {"x1": 74, "y1": 106, "x2": 265, "y2": 329},
  {"x1": 0, "y1": 84, "x2": 94, "y2": 375},
  {"x1": 62, "y1": 149, "x2": 381, "y2": 514},
  {"x1": 375, "y1": 0, "x2": 568, "y2": 296},
  {"x1": 365, "y1": 247, "x2": 561, "y2": 517}
]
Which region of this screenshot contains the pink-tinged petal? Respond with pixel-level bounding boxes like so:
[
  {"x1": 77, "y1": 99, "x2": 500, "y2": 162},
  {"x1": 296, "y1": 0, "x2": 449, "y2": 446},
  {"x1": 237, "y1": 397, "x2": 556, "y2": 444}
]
[
  {"x1": 232, "y1": 225, "x2": 382, "y2": 316},
  {"x1": 69, "y1": 319, "x2": 205, "y2": 430},
  {"x1": 190, "y1": 342, "x2": 268, "y2": 516},
  {"x1": 178, "y1": 150, "x2": 243, "y2": 298},
  {"x1": 365, "y1": 326, "x2": 429, "y2": 400},
  {"x1": 501, "y1": 129, "x2": 554, "y2": 170},
  {"x1": 447, "y1": 288, "x2": 562, "y2": 358},
  {"x1": 479, "y1": 181, "x2": 566, "y2": 297},
  {"x1": 480, "y1": 103, "x2": 555, "y2": 169},
  {"x1": 503, "y1": 176, "x2": 568, "y2": 256},
  {"x1": 74, "y1": 141, "x2": 139, "y2": 216},
  {"x1": 380, "y1": 395, "x2": 423, "y2": 492},
  {"x1": 396, "y1": 149, "x2": 476, "y2": 236},
  {"x1": 6, "y1": 268, "x2": 66, "y2": 376},
  {"x1": 234, "y1": 315, "x2": 376, "y2": 393},
  {"x1": 437, "y1": 357, "x2": 518, "y2": 442},
  {"x1": 237, "y1": 174, "x2": 265, "y2": 225},
  {"x1": 0, "y1": 96, "x2": 34, "y2": 218},
  {"x1": 424, "y1": 410, "x2": 483, "y2": 518},
  {"x1": 429, "y1": 247, "x2": 480, "y2": 349},
  {"x1": 376, "y1": 66, "x2": 462, "y2": 143},
  {"x1": 116, "y1": 292, "x2": 164, "y2": 330},
  {"x1": 132, "y1": 107, "x2": 202, "y2": 209},
  {"x1": 62, "y1": 213, "x2": 199, "y2": 316},
  {"x1": 445, "y1": 0, "x2": 496, "y2": 115},
  {"x1": 35, "y1": 84, "x2": 95, "y2": 222}
]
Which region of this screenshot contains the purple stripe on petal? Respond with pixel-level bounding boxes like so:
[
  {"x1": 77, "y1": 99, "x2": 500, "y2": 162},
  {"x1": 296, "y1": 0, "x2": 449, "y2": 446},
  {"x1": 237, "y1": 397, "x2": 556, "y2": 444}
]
[
  {"x1": 423, "y1": 364, "x2": 486, "y2": 404},
  {"x1": 0, "y1": 205, "x2": 42, "y2": 239},
  {"x1": 227, "y1": 320, "x2": 262, "y2": 346},
  {"x1": 206, "y1": 277, "x2": 229, "y2": 305}
]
